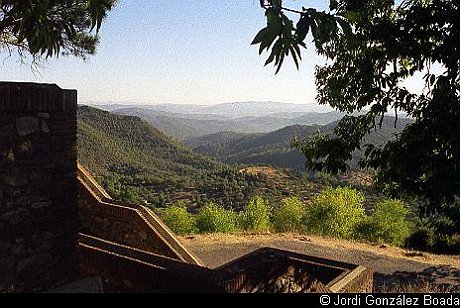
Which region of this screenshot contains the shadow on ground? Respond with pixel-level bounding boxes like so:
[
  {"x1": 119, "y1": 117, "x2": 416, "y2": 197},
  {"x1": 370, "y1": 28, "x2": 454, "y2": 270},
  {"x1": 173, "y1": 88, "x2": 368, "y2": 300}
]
[{"x1": 374, "y1": 265, "x2": 460, "y2": 292}]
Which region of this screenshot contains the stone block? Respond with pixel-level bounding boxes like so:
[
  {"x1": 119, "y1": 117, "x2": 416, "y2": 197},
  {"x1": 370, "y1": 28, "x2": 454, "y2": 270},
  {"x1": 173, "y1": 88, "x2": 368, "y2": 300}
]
[
  {"x1": 0, "y1": 170, "x2": 29, "y2": 187},
  {"x1": 41, "y1": 122, "x2": 50, "y2": 133},
  {"x1": 0, "y1": 256, "x2": 15, "y2": 273},
  {"x1": 15, "y1": 195, "x2": 31, "y2": 207},
  {"x1": 36, "y1": 113, "x2": 50, "y2": 119},
  {"x1": 16, "y1": 254, "x2": 52, "y2": 273},
  {"x1": 16, "y1": 117, "x2": 39, "y2": 136},
  {"x1": 0, "y1": 241, "x2": 12, "y2": 252},
  {"x1": 1, "y1": 207, "x2": 29, "y2": 226},
  {"x1": 31, "y1": 202, "x2": 51, "y2": 209},
  {"x1": 0, "y1": 124, "x2": 15, "y2": 138}
]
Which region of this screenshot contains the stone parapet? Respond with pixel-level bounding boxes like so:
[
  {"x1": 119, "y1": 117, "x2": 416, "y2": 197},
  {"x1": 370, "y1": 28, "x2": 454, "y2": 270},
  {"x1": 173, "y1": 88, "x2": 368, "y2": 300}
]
[
  {"x1": 0, "y1": 82, "x2": 76, "y2": 112},
  {"x1": 0, "y1": 82, "x2": 79, "y2": 292}
]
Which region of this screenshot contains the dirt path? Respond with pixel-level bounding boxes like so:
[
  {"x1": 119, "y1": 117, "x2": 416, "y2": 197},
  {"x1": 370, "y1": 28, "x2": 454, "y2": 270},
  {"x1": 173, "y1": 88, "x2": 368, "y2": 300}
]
[{"x1": 179, "y1": 233, "x2": 460, "y2": 292}]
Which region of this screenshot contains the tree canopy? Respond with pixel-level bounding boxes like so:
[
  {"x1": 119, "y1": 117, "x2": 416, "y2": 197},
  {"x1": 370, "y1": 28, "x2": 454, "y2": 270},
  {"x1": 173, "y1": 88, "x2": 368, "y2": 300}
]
[
  {"x1": 0, "y1": 0, "x2": 115, "y2": 62},
  {"x1": 253, "y1": 0, "x2": 459, "y2": 227}
]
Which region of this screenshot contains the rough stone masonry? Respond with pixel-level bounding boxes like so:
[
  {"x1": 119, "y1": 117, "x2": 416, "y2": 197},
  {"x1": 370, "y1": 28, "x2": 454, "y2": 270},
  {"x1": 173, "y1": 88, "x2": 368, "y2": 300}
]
[{"x1": 0, "y1": 82, "x2": 79, "y2": 292}]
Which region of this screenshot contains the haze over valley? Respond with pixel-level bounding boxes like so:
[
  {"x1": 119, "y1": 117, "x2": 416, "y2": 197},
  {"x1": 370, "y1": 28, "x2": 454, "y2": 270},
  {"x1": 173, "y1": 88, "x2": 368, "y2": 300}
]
[{"x1": 87, "y1": 101, "x2": 345, "y2": 139}]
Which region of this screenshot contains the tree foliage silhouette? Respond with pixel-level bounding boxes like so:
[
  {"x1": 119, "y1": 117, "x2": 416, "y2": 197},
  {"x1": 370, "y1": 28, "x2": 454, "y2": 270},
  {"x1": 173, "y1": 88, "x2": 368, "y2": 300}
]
[
  {"x1": 0, "y1": 0, "x2": 115, "y2": 62},
  {"x1": 253, "y1": 0, "x2": 460, "y2": 229}
]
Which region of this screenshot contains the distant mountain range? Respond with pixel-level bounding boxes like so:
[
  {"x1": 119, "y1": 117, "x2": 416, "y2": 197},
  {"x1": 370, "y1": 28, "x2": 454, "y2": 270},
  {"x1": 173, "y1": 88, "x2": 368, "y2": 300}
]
[
  {"x1": 185, "y1": 117, "x2": 413, "y2": 171},
  {"x1": 86, "y1": 101, "x2": 325, "y2": 116},
  {"x1": 85, "y1": 101, "x2": 344, "y2": 139},
  {"x1": 80, "y1": 102, "x2": 413, "y2": 172}
]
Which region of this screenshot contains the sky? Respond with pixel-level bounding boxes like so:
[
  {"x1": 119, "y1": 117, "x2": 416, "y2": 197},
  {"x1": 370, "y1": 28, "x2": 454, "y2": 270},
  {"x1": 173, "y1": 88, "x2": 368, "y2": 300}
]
[{"x1": 0, "y1": 0, "x2": 427, "y2": 110}]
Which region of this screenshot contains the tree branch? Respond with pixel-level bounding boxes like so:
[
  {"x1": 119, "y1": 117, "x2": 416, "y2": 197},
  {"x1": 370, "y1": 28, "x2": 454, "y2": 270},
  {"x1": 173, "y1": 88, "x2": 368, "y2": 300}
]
[{"x1": 261, "y1": 4, "x2": 304, "y2": 15}]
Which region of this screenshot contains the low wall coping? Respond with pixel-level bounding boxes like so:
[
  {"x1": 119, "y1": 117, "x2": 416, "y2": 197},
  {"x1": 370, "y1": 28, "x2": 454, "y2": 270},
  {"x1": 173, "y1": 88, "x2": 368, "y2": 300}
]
[{"x1": 0, "y1": 81, "x2": 77, "y2": 112}]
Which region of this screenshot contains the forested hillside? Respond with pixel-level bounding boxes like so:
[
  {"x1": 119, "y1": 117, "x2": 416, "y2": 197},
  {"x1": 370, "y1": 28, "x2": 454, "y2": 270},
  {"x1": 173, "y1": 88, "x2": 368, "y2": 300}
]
[
  {"x1": 78, "y1": 105, "x2": 259, "y2": 209},
  {"x1": 186, "y1": 117, "x2": 412, "y2": 170},
  {"x1": 185, "y1": 125, "x2": 317, "y2": 170},
  {"x1": 77, "y1": 106, "x2": 365, "y2": 210},
  {"x1": 78, "y1": 106, "x2": 219, "y2": 176}
]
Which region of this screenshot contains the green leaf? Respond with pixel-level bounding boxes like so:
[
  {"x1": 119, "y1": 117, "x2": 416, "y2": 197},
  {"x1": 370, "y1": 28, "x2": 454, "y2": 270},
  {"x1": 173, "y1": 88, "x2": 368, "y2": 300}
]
[
  {"x1": 336, "y1": 17, "x2": 353, "y2": 36},
  {"x1": 289, "y1": 46, "x2": 300, "y2": 69},
  {"x1": 312, "y1": 16, "x2": 328, "y2": 44},
  {"x1": 275, "y1": 52, "x2": 285, "y2": 74},
  {"x1": 292, "y1": 43, "x2": 302, "y2": 60},
  {"x1": 343, "y1": 11, "x2": 360, "y2": 23},
  {"x1": 295, "y1": 14, "x2": 310, "y2": 42},
  {"x1": 265, "y1": 39, "x2": 282, "y2": 66},
  {"x1": 251, "y1": 27, "x2": 269, "y2": 45},
  {"x1": 258, "y1": 31, "x2": 277, "y2": 54},
  {"x1": 329, "y1": 0, "x2": 338, "y2": 11},
  {"x1": 266, "y1": 9, "x2": 282, "y2": 34},
  {"x1": 272, "y1": 0, "x2": 282, "y2": 8},
  {"x1": 430, "y1": 74, "x2": 436, "y2": 86}
]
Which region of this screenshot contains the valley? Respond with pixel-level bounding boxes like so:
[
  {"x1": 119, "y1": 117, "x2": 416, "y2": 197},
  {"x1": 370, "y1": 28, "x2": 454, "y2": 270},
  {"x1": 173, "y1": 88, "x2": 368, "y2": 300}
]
[
  {"x1": 185, "y1": 118, "x2": 411, "y2": 171},
  {"x1": 77, "y1": 103, "x2": 400, "y2": 212},
  {"x1": 74, "y1": 102, "x2": 457, "y2": 288},
  {"x1": 4, "y1": 0, "x2": 458, "y2": 294},
  {"x1": 90, "y1": 101, "x2": 344, "y2": 139}
]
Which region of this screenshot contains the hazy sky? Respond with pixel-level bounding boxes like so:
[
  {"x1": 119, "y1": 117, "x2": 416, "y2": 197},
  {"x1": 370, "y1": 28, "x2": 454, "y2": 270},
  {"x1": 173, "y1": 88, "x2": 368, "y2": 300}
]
[{"x1": 0, "y1": 0, "x2": 426, "y2": 109}]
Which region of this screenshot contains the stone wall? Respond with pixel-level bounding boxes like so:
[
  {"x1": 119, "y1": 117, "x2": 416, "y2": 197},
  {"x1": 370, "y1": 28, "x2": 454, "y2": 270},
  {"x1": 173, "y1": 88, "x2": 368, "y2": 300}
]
[
  {"x1": 0, "y1": 82, "x2": 79, "y2": 292},
  {"x1": 78, "y1": 234, "x2": 218, "y2": 293},
  {"x1": 330, "y1": 266, "x2": 374, "y2": 293},
  {"x1": 77, "y1": 163, "x2": 203, "y2": 265},
  {"x1": 78, "y1": 179, "x2": 180, "y2": 260}
]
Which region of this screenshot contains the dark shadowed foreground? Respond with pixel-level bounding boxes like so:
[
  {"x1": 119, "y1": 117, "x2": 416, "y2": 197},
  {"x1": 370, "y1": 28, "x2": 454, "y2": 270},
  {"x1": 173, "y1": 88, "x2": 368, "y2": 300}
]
[{"x1": 180, "y1": 234, "x2": 460, "y2": 292}]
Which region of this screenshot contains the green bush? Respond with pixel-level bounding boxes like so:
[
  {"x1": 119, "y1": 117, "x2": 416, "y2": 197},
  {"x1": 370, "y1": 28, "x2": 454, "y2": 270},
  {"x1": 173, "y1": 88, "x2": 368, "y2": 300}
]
[
  {"x1": 430, "y1": 234, "x2": 460, "y2": 254},
  {"x1": 446, "y1": 234, "x2": 460, "y2": 254},
  {"x1": 310, "y1": 172, "x2": 339, "y2": 186},
  {"x1": 103, "y1": 176, "x2": 142, "y2": 204},
  {"x1": 239, "y1": 197, "x2": 271, "y2": 232},
  {"x1": 272, "y1": 197, "x2": 306, "y2": 232},
  {"x1": 431, "y1": 235, "x2": 451, "y2": 253},
  {"x1": 405, "y1": 228, "x2": 460, "y2": 254},
  {"x1": 196, "y1": 202, "x2": 238, "y2": 233},
  {"x1": 161, "y1": 204, "x2": 196, "y2": 235},
  {"x1": 357, "y1": 199, "x2": 411, "y2": 246},
  {"x1": 303, "y1": 187, "x2": 365, "y2": 239},
  {"x1": 405, "y1": 228, "x2": 434, "y2": 251}
]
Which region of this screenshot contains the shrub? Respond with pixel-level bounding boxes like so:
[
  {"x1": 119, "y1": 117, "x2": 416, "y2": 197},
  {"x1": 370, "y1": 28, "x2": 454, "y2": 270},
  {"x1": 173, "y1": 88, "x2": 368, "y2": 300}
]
[
  {"x1": 196, "y1": 202, "x2": 238, "y2": 233},
  {"x1": 431, "y1": 235, "x2": 451, "y2": 254},
  {"x1": 357, "y1": 199, "x2": 411, "y2": 245},
  {"x1": 355, "y1": 217, "x2": 379, "y2": 242},
  {"x1": 272, "y1": 197, "x2": 306, "y2": 232},
  {"x1": 303, "y1": 186, "x2": 365, "y2": 239},
  {"x1": 161, "y1": 204, "x2": 196, "y2": 235},
  {"x1": 405, "y1": 228, "x2": 434, "y2": 251},
  {"x1": 406, "y1": 228, "x2": 460, "y2": 254},
  {"x1": 427, "y1": 200, "x2": 460, "y2": 237},
  {"x1": 239, "y1": 197, "x2": 271, "y2": 232},
  {"x1": 430, "y1": 233, "x2": 460, "y2": 254},
  {"x1": 447, "y1": 234, "x2": 460, "y2": 254},
  {"x1": 103, "y1": 176, "x2": 142, "y2": 204},
  {"x1": 118, "y1": 186, "x2": 143, "y2": 204},
  {"x1": 311, "y1": 172, "x2": 339, "y2": 186}
]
